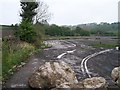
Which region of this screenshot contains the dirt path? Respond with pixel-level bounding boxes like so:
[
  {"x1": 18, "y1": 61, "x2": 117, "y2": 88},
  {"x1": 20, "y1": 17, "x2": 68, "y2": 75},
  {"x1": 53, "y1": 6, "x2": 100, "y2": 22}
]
[
  {"x1": 4, "y1": 40, "x2": 79, "y2": 88},
  {"x1": 4, "y1": 39, "x2": 119, "y2": 89}
]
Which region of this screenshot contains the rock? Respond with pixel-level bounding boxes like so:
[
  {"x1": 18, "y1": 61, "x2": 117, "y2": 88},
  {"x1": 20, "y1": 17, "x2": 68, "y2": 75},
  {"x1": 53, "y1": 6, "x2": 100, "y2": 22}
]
[
  {"x1": 51, "y1": 82, "x2": 84, "y2": 90},
  {"x1": 52, "y1": 77, "x2": 107, "y2": 90},
  {"x1": 56, "y1": 82, "x2": 84, "y2": 88},
  {"x1": 28, "y1": 61, "x2": 78, "y2": 89},
  {"x1": 111, "y1": 67, "x2": 120, "y2": 87},
  {"x1": 83, "y1": 77, "x2": 108, "y2": 89},
  {"x1": 69, "y1": 82, "x2": 84, "y2": 88}
]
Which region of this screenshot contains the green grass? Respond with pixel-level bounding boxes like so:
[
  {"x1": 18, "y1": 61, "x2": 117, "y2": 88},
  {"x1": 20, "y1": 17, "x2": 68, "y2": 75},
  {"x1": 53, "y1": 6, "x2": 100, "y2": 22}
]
[
  {"x1": 2, "y1": 39, "x2": 49, "y2": 81},
  {"x1": 92, "y1": 44, "x2": 120, "y2": 49},
  {"x1": 2, "y1": 40, "x2": 35, "y2": 80}
]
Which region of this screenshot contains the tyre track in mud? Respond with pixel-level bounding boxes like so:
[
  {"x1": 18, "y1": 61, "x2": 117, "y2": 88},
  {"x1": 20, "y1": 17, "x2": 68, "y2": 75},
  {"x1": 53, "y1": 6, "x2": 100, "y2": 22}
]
[
  {"x1": 81, "y1": 49, "x2": 113, "y2": 78},
  {"x1": 4, "y1": 39, "x2": 119, "y2": 89}
]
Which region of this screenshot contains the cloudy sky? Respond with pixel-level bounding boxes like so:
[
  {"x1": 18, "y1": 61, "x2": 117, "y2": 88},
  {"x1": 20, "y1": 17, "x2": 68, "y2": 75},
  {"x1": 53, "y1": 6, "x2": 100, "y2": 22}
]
[{"x1": 0, "y1": 0, "x2": 119, "y2": 25}]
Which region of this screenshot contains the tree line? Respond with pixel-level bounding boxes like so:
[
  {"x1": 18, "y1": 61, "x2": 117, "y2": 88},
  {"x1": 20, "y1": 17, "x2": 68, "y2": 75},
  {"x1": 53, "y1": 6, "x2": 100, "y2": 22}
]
[
  {"x1": 44, "y1": 24, "x2": 90, "y2": 36},
  {"x1": 10, "y1": 21, "x2": 119, "y2": 41},
  {"x1": 77, "y1": 22, "x2": 118, "y2": 36},
  {"x1": 43, "y1": 22, "x2": 119, "y2": 37}
]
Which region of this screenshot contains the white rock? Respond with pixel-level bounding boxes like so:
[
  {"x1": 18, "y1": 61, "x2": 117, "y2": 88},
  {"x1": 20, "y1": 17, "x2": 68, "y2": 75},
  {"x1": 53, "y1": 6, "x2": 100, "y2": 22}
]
[
  {"x1": 83, "y1": 77, "x2": 108, "y2": 89},
  {"x1": 116, "y1": 47, "x2": 119, "y2": 50},
  {"x1": 111, "y1": 67, "x2": 119, "y2": 81},
  {"x1": 111, "y1": 67, "x2": 120, "y2": 87},
  {"x1": 28, "y1": 61, "x2": 78, "y2": 89}
]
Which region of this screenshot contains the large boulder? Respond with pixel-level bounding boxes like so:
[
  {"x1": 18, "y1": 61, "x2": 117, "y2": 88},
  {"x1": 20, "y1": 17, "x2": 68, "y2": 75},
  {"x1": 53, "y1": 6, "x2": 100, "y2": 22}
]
[
  {"x1": 111, "y1": 67, "x2": 120, "y2": 87},
  {"x1": 28, "y1": 61, "x2": 78, "y2": 89},
  {"x1": 83, "y1": 77, "x2": 108, "y2": 89}
]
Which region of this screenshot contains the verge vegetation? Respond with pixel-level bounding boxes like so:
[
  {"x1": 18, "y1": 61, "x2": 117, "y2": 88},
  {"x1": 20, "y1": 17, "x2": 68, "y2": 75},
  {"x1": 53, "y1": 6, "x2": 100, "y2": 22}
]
[
  {"x1": 2, "y1": 38, "x2": 35, "y2": 80},
  {"x1": 2, "y1": 0, "x2": 51, "y2": 81}
]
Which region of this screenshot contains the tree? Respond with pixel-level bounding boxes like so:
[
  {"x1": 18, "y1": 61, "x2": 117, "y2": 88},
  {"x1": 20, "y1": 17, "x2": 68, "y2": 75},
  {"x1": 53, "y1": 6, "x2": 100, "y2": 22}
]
[
  {"x1": 16, "y1": 0, "x2": 38, "y2": 43},
  {"x1": 16, "y1": 20, "x2": 36, "y2": 43},
  {"x1": 74, "y1": 27, "x2": 82, "y2": 36},
  {"x1": 20, "y1": 0, "x2": 38, "y2": 23},
  {"x1": 35, "y1": 0, "x2": 51, "y2": 24},
  {"x1": 75, "y1": 27, "x2": 90, "y2": 36}
]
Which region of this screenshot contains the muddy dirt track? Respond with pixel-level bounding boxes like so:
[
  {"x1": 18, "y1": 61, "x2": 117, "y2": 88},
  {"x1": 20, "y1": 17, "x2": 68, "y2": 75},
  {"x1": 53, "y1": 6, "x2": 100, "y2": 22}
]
[{"x1": 3, "y1": 37, "x2": 120, "y2": 89}]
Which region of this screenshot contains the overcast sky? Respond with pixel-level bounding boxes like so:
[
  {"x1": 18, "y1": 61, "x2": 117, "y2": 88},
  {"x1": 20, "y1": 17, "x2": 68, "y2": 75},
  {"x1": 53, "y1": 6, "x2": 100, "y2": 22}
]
[{"x1": 0, "y1": 0, "x2": 119, "y2": 25}]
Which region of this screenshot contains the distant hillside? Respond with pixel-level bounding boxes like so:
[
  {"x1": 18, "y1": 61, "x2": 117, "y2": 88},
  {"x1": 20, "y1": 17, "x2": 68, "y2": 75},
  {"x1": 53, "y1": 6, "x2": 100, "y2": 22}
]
[
  {"x1": 75, "y1": 22, "x2": 118, "y2": 31},
  {"x1": 71, "y1": 22, "x2": 118, "y2": 36},
  {"x1": 1, "y1": 22, "x2": 119, "y2": 38}
]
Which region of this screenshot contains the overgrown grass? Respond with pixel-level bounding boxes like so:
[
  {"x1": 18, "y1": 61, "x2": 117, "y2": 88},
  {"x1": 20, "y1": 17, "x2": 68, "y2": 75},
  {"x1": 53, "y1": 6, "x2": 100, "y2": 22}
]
[
  {"x1": 2, "y1": 39, "x2": 36, "y2": 80},
  {"x1": 92, "y1": 44, "x2": 120, "y2": 49}
]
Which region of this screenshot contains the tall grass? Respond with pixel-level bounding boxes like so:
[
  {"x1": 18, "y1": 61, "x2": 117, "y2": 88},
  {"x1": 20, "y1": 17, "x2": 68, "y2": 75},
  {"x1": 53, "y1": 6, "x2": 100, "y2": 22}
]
[{"x1": 2, "y1": 38, "x2": 35, "y2": 80}]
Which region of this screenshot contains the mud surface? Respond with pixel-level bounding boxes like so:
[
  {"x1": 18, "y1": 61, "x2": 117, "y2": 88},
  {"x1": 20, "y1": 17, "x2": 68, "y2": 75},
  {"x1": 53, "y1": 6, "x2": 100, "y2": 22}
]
[{"x1": 4, "y1": 38, "x2": 120, "y2": 89}]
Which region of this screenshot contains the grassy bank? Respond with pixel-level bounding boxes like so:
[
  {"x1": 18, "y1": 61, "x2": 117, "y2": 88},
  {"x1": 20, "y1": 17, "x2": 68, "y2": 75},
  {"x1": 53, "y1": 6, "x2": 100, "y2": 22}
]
[{"x1": 2, "y1": 39, "x2": 37, "y2": 80}]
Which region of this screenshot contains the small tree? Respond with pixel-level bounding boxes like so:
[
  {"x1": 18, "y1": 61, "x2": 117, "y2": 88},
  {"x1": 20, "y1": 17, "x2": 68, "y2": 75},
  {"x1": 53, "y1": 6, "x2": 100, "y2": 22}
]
[
  {"x1": 20, "y1": 0, "x2": 38, "y2": 23},
  {"x1": 16, "y1": 0, "x2": 51, "y2": 47},
  {"x1": 16, "y1": 20, "x2": 36, "y2": 43},
  {"x1": 16, "y1": 0, "x2": 38, "y2": 43}
]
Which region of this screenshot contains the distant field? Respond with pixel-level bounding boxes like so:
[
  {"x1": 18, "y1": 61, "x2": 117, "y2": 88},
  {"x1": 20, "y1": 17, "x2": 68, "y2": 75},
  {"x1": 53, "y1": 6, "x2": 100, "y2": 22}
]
[
  {"x1": 46, "y1": 36, "x2": 118, "y2": 40},
  {"x1": 1, "y1": 25, "x2": 16, "y2": 38}
]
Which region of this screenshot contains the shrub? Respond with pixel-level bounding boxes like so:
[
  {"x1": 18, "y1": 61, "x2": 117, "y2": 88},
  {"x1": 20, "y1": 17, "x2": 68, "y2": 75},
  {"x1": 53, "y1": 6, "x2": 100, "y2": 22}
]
[
  {"x1": 33, "y1": 24, "x2": 45, "y2": 48},
  {"x1": 15, "y1": 20, "x2": 36, "y2": 43}
]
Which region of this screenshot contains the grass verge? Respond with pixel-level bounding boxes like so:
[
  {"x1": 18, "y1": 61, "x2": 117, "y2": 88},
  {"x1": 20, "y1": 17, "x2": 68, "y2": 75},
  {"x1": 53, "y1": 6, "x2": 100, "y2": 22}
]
[{"x1": 2, "y1": 39, "x2": 36, "y2": 81}]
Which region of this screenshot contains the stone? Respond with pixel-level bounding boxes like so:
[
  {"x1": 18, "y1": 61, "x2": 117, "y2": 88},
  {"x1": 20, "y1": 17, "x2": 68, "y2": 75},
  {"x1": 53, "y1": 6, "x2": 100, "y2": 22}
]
[
  {"x1": 83, "y1": 77, "x2": 108, "y2": 89},
  {"x1": 28, "y1": 61, "x2": 78, "y2": 89},
  {"x1": 52, "y1": 77, "x2": 107, "y2": 90},
  {"x1": 69, "y1": 82, "x2": 84, "y2": 88},
  {"x1": 51, "y1": 82, "x2": 84, "y2": 90},
  {"x1": 111, "y1": 67, "x2": 120, "y2": 87},
  {"x1": 56, "y1": 82, "x2": 84, "y2": 88}
]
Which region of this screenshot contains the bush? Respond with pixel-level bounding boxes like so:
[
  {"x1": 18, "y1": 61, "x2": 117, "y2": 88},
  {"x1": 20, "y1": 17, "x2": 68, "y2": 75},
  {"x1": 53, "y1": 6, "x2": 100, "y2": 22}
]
[
  {"x1": 33, "y1": 24, "x2": 45, "y2": 48},
  {"x1": 15, "y1": 20, "x2": 36, "y2": 43}
]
